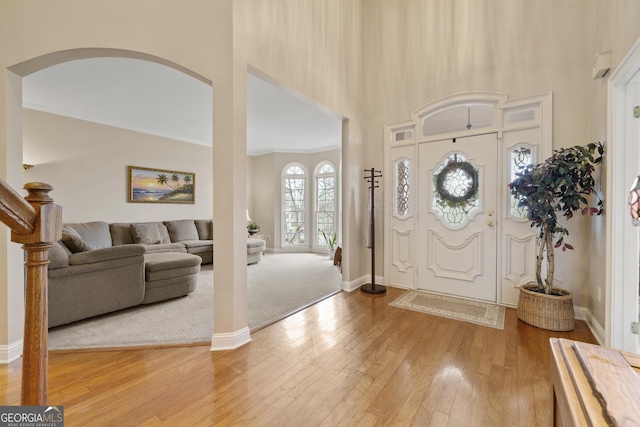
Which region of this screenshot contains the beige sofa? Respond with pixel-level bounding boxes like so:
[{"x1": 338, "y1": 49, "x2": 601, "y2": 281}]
[{"x1": 48, "y1": 219, "x2": 266, "y2": 327}]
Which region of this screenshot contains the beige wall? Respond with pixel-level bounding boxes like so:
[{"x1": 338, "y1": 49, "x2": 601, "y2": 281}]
[
  {"x1": 0, "y1": 0, "x2": 362, "y2": 354},
  {"x1": 587, "y1": 0, "x2": 640, "y2": 328},
  {"x1": 0, "y1": 0, "x2": 246, "y2": 353},
  {"x1": 238, "y1": 0, "x2": 363, "y2": 282},
  {"x1": 3, "y1": 0, "x2": 639, "y2": 353},
  {"x1": 249, "y1": 149, "x2": 341, "y2": 251},
  {"x1": 361, "y1": 0, "x2": 628, "y2": 311},
  {"x1": 23, "y1": 109, "x2": 213, "y2": 223}
]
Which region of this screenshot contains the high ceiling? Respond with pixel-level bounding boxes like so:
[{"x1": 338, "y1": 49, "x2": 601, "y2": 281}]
[{"x1": 22, "y1": 57, "x2": 342, "y2": 156}]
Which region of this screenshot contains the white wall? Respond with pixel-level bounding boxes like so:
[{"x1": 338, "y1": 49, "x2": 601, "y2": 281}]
[{"x1": 23, "y1": 109, "x2": 213, "y2": 223}]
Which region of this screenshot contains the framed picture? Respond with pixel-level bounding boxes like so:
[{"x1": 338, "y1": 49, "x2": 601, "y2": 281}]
[{"x1": 128, "y1": 166, "x2": 195, "y2": 204}]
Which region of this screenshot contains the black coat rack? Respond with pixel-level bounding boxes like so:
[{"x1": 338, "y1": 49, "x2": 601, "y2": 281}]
[{"x1": 361, "y1": 168, "x2": 386, "y2": 295}]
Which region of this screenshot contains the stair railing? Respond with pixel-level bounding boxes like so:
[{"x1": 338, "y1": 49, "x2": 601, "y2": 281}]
[{"x1": 0, "y1": 180, "x2": 62, "y2": 405}]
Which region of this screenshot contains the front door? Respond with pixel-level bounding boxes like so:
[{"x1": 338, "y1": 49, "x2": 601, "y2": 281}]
[{"x1": 417, "y1": 134, "x2": 498, "y2": 302}]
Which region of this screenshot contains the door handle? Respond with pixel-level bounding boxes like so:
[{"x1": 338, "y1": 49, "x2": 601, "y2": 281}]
[
  {"x1": 487, "y1": 220, "x2": 495, "y2": 227},
  {"x1": 487, "y1": 210, "x2": 495, "y2": 217}
]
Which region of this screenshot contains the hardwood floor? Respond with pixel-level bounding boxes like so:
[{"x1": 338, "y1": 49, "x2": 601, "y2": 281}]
[{"x1": 0, "y1": 287, "x2": 596, "y2": 426}]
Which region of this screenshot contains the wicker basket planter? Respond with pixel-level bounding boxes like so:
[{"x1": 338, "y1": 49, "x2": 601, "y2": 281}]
[{"x1": 517, "y1": 285, "x2": 575, "y2": 331}]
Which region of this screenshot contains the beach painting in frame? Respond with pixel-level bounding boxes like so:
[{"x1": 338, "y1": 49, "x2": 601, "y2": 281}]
[{"x1": 128, "y1": 166, "x2": 195, "y2": 204}]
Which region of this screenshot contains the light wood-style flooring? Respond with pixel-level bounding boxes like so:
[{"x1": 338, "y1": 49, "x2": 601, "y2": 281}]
[{"x1": 0, "y1": 287, "x2": 596, "y2": 426}]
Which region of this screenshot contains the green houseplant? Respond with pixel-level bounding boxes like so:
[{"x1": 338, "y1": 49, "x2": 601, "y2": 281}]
[
  {"x1": 321, "y1": 230, "x2": 337, "y2": 250},
  {"x1": 321, "y1": 230, "x2": 338, "y2": 259},
  {"x1": 509, "y1": 142, "x2": 603, "y2": 330},
  {"x1": 247, "y1": 222, "x2": 260, "y2": 235}
]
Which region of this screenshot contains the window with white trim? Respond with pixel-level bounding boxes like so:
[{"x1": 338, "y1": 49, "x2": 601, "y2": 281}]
[
  {"x1": 315, "y1": 162, "x2": 336, "y2": 245},
  {"x1": 283, "y1": 164, "x2": 306, "y2": 245}
]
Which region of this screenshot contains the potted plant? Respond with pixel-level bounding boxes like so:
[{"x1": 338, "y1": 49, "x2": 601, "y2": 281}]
[
  {"x1": 247, "y1": 222, "x2": 260, "y2": 235},
  {"x1": 509, "y1": 142, "x2": 603, "y2": 331},
  {"x1": 321, "y1": 230, "x2": 338, "y2": 259}
]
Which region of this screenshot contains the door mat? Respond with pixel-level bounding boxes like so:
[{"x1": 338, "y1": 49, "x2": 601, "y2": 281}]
[{"x1": 390, "y1": 290, "x2": 505, "y2": 330}]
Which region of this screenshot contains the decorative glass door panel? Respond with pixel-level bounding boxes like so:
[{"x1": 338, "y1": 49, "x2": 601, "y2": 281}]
[
  {"x1": 395, "y1": 159, "x2": 410, "y2": 217},
  {"x1": 432, "y1": 152, "x2": 479, "y2": 227}
]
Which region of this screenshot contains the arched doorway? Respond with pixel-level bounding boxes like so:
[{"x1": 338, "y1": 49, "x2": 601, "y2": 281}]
[{"x1": 5, "y1": 48, "x2": 215, "y2": 356}]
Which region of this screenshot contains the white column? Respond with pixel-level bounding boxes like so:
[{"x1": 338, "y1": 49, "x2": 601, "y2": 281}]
[{"x1": 210, "y1": 0, "x2": 250, "y2": 350}]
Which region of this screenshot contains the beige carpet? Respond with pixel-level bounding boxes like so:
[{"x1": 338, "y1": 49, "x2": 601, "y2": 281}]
[
  {"x1": 390, "y1": 290, "x2": 505, "y2": 330},
  {"x1": 48, "y1": 253, "x2": 342, "y2": 350}
]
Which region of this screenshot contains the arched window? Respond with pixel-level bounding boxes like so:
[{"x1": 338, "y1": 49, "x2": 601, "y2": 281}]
[
  {"x1": 283, "y1": 164, "x2": 306, "y2": 245},
  {"x1": 315, "y1": 162, "x2": 336, "y2": 245}
]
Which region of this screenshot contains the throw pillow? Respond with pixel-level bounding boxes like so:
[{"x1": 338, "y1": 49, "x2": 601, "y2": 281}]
[
  {"x1": 48, "y1": 241, "x2": 70, "y2": 269},
  {"x1": 164, "y1": 219, "x2": 199, "y2": 242},
  {"x1": 63, "y1": 221, "x2": 112, "y2": 249},
  {"x1": 130, "y1": 223, "x2": 162, "y2": 245},
  {"x1": 195, "y1": 219, "x2": 213, "y2": 240},
  {"x1": 157, "y1": 223, "x2": 172, "y2": 244},
  {"x1": 61, "y1": 233, "x2": 93, "y2": 253}
]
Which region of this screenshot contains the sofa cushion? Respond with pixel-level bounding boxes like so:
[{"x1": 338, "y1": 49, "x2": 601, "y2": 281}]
[
  {"x1": 181, "y1": 240, "x2": 213, "y2": 257},
  {"x1": 180, "y1": 239, "x2": 212, "y2": 249},
  {"x1": 109, "y1": 223, "x2": 135, "y2": 245},
  {"x1": 142, "y1": 243, "x2": 187, "y2": 254},
  {"x1": 65, "y1": 221, "x2": 112, "y2": 249},
  {"x1": 195, "y1": 220, "x2": 213, "y2": 240},
  {"x1": 61, "y1": 232, "x2": 93, "y2": 253},
  {"x1": 68, "y1": 245, "x2": 145, "y2": 266},
  {"x1": 130, "y1": 223, "x2": 162, "y2": 245},
  {"x1": 144, "y1": 253, "x2": 201, "y2": 282},
  {"x1": 247, "y1": 238, "x2": 266, "y2": 254},
  {"x1": 164, "y1": 220, "x2": 199, "y2": 242},
  {"x1": 48, "y1": 242, "x2": 70, "y2": 270},
  {"x1": 111, "y1": 222, "x2": 172, "y2": 245},
  {"x1": 157, "y1": 223, "x2": 172, "y2": 244}
]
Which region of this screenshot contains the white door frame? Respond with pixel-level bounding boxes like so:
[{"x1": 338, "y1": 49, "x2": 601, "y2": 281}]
[
  {"x1": 606, "y1": 37, "x2": 640, "y2": 352},
  {"x1": 384, "y1": 92, "x2": 552, "y2": 306}
]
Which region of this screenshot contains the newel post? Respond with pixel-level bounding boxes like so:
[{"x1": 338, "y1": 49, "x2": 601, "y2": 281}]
[{"x1": 10, "y1": 183, "x2": 62, "y2": 405}]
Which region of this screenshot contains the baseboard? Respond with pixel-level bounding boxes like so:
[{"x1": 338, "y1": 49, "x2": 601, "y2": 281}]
[
  {"x1": 0, "y1": 339, "x2": 23, "y2": 364},
  {"x1": 341, "y1": 280, "x2": 353, "y2": 292},
  {"x1": 573, "y1": 305, "x2": 587, "y2": 321},
  {"x1": 345, "y1": 275, "x2": 385, "y2": 292},
  {"x1": 509, "y1": 303, "x2": 604, "y2": 344},
  {"x1": 210, "y1": 327, "x2": 251, "y2": 351},
  {"x1": 584, "y1": 309, "x2": 605, "y2": 345}
]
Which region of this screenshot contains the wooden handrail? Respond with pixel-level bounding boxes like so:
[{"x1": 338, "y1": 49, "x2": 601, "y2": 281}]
[
  {"x1": 0, "y1": 180, "x2": 37, "y2": 234},
  {"x1": 0, "y1": 180, "x2": 62, "y2": 405}
]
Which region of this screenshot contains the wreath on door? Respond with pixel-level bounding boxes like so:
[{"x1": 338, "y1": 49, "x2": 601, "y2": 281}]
[{"x1": 435, "y1": 160, "x2": 478, "y2": 210}]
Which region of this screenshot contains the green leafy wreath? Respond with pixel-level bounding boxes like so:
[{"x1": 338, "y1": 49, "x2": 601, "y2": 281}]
[{"x1": 435, "y1": 161, "x2": 478, "y2": 210}]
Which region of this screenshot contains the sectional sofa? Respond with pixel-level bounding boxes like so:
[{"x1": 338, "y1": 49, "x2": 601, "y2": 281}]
[{"x1": 47, "y1": 219, "x2": 266, "y2": 327}]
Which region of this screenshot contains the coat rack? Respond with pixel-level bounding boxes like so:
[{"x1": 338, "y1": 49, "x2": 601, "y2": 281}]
[{"x1": 361, "y1": 168, "x2": 386, "y2": 294}]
